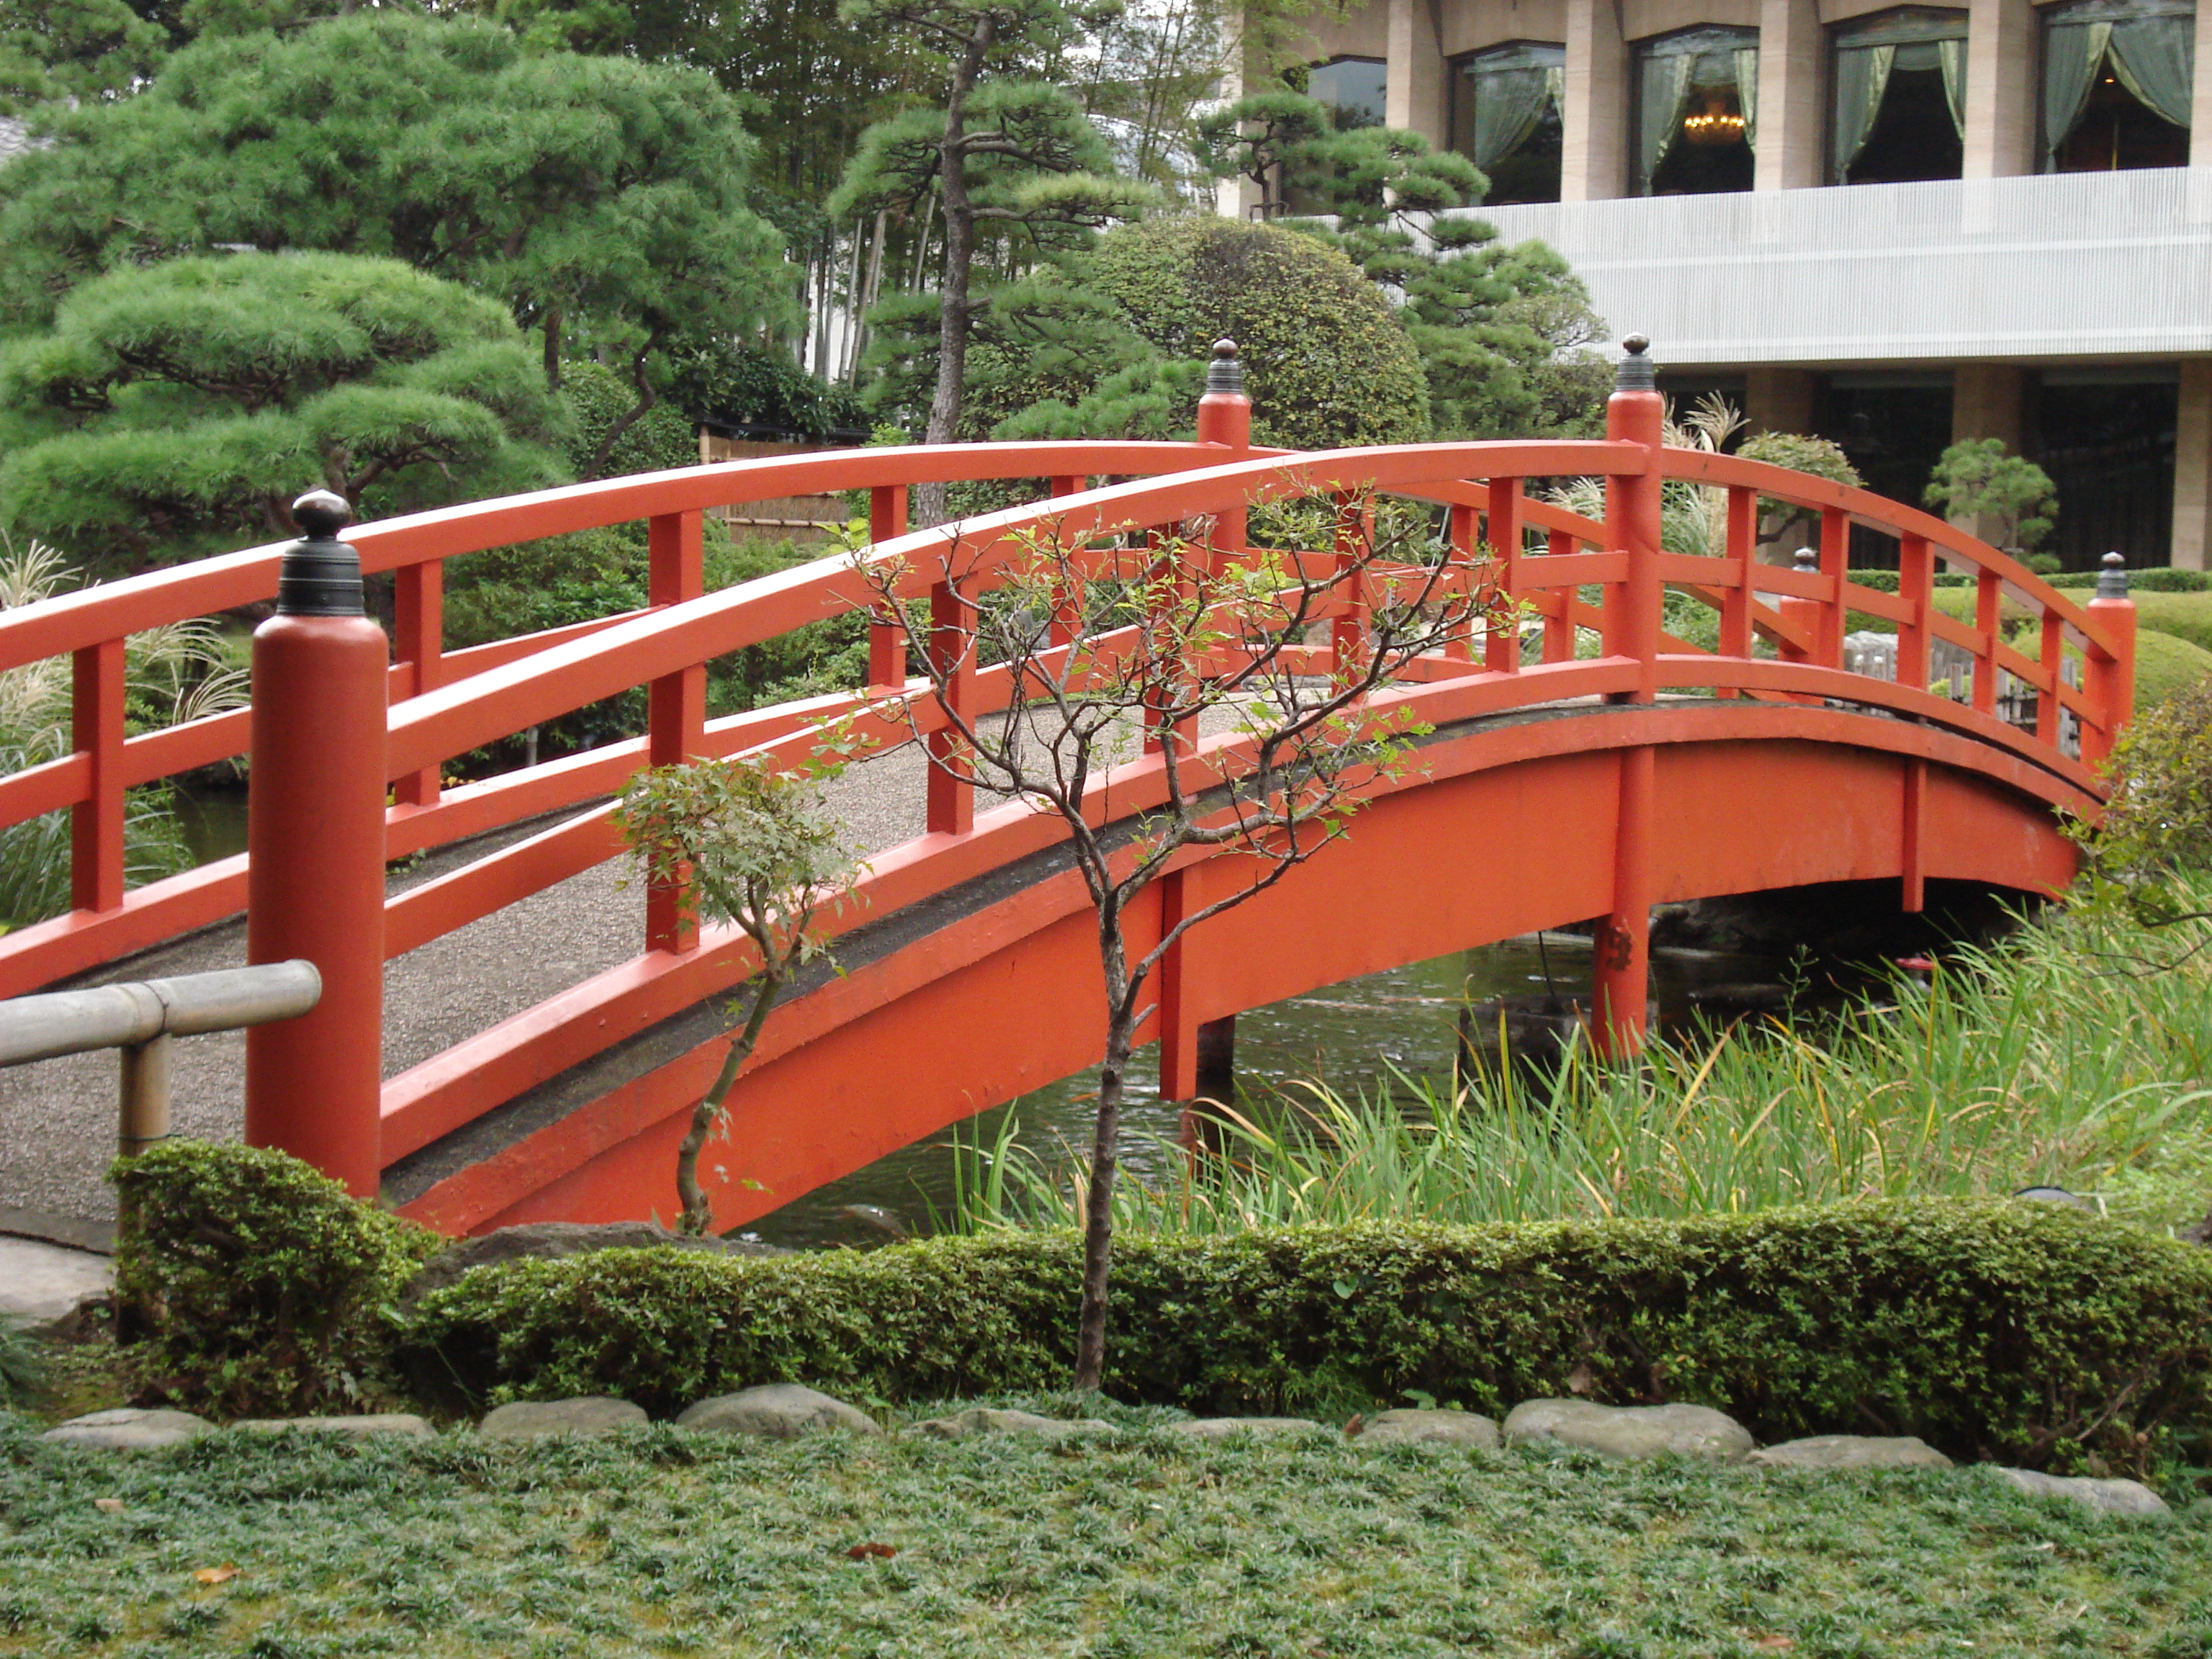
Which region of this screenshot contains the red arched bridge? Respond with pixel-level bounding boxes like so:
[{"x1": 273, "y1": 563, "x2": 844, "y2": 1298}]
[{"x1": 0, "y1": 349, "x2": 2138, "y2": 1236}]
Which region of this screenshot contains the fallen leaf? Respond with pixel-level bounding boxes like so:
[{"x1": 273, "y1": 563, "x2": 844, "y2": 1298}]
[
  {"x1": 191, "y1": 1566, "x2": 240, "y2": 1586},
  {"x1": 845, "y1": 1543, "x2": 896, "y2": 1561},
  {"x1": 1751, "y1": 1639, "x2": 1794, "y2": 1652},
  {"x1": 93, "y1": 1498, "x2": 125, "y2": 1514}
]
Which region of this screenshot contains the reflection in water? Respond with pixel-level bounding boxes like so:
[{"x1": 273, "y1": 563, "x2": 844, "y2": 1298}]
[
  {"x1": 745, "y1": 934, "x2": 1792, "y2": 1249},
  {"x1": 172, "y1": 786, "x2": 249, "y2": 866}
]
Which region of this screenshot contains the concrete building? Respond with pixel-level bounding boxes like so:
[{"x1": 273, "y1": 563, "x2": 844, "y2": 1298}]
[{"x1": 1229, "y1": 0, "x2": 2212, "y2": 569}]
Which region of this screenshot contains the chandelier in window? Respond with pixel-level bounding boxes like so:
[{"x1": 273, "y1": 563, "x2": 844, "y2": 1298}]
[{"x1": 1681, "y1": 90, "x2": 1746, "y2": 144}]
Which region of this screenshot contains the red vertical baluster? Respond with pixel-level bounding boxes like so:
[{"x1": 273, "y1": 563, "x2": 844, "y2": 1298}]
[
  {"x1": 1897, "y1": 534, "x2": 1933, "y2": 695},
  {"x1": 647, "y1": 510, "x2": 706, "y2": 953},
  {"x1": 1542, "y1": 529, "x2": 1575, "y2": 663},
  {"x1": 2036, "y1": 609, "x2": 2064, "y2": 747},
  {"x1": 926, "y1": 577, "x2": 975, "y2": 835},
  {"x1": 1331, "y1": 493, "x2": 1370, "y2": 680},
  {"x1": 867, "y1": 485, "x2": 909, "y2": 691},
  {"x1": 1818, "y1": 506, "x2": 1849, "y2": 669},
  {"x1": 71, "y1": 637, "x2": 126, "y2": 914},
  {"x1": 1444, "y1": 502, "x2": 1477, "y2": 663},
  {"x1": 1972, "y1": 567, "x2": 2001, "y2": 716},
  {"x1": 392, "y1": 561, "x2": 444, "y2": 806},
  {"x1": 1776, "y1": 548, "x2": 1821, "y2": 702},
  {"x1": 1717, "y1": 486, "x2": 1754, "y2": 695},
  {"x1": 1483, "y1": 482, "x2": 1520, "y2": 673},
  {"x1": 1048, "y1": 475, "x2": 1087, "y2": 647}
]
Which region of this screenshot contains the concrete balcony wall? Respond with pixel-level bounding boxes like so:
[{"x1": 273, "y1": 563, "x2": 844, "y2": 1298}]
[{"x1": 1457, "y1": 168, "x2": 2212, "y2": 367}]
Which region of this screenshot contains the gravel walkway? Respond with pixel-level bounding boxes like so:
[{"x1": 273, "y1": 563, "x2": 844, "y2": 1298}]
[{"x1": 0, "y1": 739, "x2": 945, "y2": 1250}]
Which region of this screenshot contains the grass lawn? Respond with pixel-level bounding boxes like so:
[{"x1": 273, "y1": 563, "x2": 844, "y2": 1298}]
[{"x1": 1, "y1": 1405, "x2": 2203, "y2": 1659}]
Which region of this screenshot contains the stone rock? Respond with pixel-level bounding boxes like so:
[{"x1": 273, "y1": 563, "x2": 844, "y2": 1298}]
[
  {"x1": 40, "y1": 1408, "x2": 211, "y2": 1449},
  {"x1": 1503, "y1": 1399, "x2": 1754, "y2": 1464},
  {"x1": 1748, "y1": 1434, "x2": 1952, "y2": 1470},
  {"x1": 905, "y1": 1408, "x2": 1112, "y2": 1441},
  {"x1": 480, "y1": 1397, "x2": 648, "y2": 1441},
  {"x1": 232, "y1": 1413, "x2": 436, "y2": 1439},
  {"x1": 400, "y1": 1221, "x2": 784, "y2": 1308},
  {"x1": 1166, "y1": 1417, "x2": 1322, "y2": 1440},
  {"x1": 1998, "y1": 1467, "x2": 2170, "y2": 1516},
  {"x1": 0, "y1": 1235, "x2": 113, "y2": 1339},
  {"x1": 678, "y1": 1384, "x2": 881, "y2": 1439},
  {"x1": 1354, "y1": 1408, "x2": 1500, "y2": 1449}
]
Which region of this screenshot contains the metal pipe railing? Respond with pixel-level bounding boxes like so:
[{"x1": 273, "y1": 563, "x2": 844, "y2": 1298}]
[{"x1": 0, "y1": 961, "x2": 320, "y2": 1159}]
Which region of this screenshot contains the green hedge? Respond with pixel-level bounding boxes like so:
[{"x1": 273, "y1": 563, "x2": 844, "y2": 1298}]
[
  {"x1": 402, "y1": 1201, "x2": 2212, "y2": 1473},
  {"x1": 1846, "y1": 568, "x2": 2209, "y2": 595},
  {"x1": 114, "y1": 1142, "x2": 439, "y2": 1419}
]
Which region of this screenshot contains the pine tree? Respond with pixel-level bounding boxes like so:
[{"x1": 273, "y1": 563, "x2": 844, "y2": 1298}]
[{"x1": 829, "y1": 0, "x2": 1156, "y2": 517}]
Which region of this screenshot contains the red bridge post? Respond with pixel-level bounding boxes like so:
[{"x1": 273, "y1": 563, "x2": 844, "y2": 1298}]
[
  {"x1": 245, "y1": 492, "x2": 388, "y2": 1199},
  {"x1": 1594, "y1": 336, "x2": 1663, "y2": 1061},
  {"x1": 1161, "y1": 342, "x2": 1254, "y2": 1122},
  {"x1": 2083, "y1": 552, "x2": 2137, "y2": 771}
]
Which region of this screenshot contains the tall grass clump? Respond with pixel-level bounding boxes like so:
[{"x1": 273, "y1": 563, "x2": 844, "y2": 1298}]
[
  {"x1": 956, "y1": 878, "x2": 2212, "y2": 1237},
  {"x1": 0, "y1": 536, "x2": 246, "y2": 927}
]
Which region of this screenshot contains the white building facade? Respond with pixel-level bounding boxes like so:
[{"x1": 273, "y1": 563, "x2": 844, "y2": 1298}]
[{"x1": 1231, "y1": 0, "x2": 2212, "y2": 570}]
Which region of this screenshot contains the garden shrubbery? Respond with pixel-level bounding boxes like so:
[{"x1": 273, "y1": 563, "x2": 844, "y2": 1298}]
[
  {"x1": 397, "y1": 1199, "x2": 2211, "y2": 1473},
  {"x1": 113, "y1": 1142, "x2": 439, "y2": 1419},
  {"x1": 107, "y1": 1142, "x2": 2212, "y2": 1475}
]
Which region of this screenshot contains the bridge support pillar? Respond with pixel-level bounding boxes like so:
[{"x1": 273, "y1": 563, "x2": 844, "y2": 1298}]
[
  {"x1": 1593, "y1": 336, "x2": 1663, "y2": 1061},
  {"x1": 245, "y1": 493, "x2": 388, "y2": 1200},
  {"x1": 1593, "y1": 745, "x2": 1654, "y2": 1062}
]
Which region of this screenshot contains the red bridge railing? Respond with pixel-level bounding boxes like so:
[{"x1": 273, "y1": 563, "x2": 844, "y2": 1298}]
[{"x1": 0, "y1": 343, "x2": 2136, "y2": 1213}]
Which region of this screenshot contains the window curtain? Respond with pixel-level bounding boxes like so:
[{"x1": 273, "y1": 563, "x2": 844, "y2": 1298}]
[
  {"x1": 2044, "y1": 19, "x2": 2115, "y2": 161},
  {"x1": 1733, "y1": 45, "x2": 1761, "y2": 149},
  {"x1": 1467, "y1": 60, "x2": 1563, "y2": 168},
  {"x1": 1938, "y1": 37, "x2": 1967, "y2": 135},
  {"x1": 1637, "y1": 50, "x2": 1696, "y2": 190},
  {"x1": 1832, "y1": 45, "x2": 1897, "y2": 179},
  {"x1": 2108, "y1": 14, "x2": 2195, "y2": 126}
]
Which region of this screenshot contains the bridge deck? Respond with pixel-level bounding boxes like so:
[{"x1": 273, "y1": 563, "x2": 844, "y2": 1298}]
[{"x1": 0, "y1": 739, "x2": 933, "y2": 1247}]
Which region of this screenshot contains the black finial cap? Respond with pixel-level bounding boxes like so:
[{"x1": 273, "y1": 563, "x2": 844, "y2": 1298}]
[
  {"x1": 1205, "y1": 338, "x2": 1244, "y2": 397},
  {"x1": 1793, "y1": 547, "x2": 1819, "y2": 573},
  {"x1": 2095, "y1": 550, "x2": 2129, "y2": 600},
  {"x1": 1614, "y1": 333, "x2": 1655, "y2": 392},
  {"x1": 276, "y1": 489, "x2": 366, "y2": 617}
]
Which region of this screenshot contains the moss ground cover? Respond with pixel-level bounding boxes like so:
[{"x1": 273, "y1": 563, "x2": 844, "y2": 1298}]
[{"x1": 2, "y1": 1410, "x2": 2204, "y2": 1659}]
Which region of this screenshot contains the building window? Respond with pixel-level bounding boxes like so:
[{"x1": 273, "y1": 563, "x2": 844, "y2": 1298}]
[
  {"x1": 1305, "y1": 56, "x2": 1388, "y2": 132},
  {"x1": 1449, "y1": 42, "x2": 1565, "y2": 203},
  {"x1": 1635, "y1": 26, "x2": 1759, "y2": 195},
  {"x1": 2042, "y1": 0, "x2": 2193, "y2": 171},
  {"x1": 1830, "y1": 9, "x2": 1967, "y2": 184}
]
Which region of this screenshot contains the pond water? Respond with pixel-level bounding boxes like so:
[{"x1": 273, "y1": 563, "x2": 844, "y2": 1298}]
[
  {"x1": 743, "y1": 932, "x2": 1796, "y2": 1250},
  {"x1": 171, "y1": 785, "x2": 249, "y2": 866}
]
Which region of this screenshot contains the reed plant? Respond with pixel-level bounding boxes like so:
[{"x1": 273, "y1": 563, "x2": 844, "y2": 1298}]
[
  {"x1": 950, "y1": 876, "x2": 2212, "y2": 1237},
  {"x1": 0, "y1": 535, "x2": 246, "y2": 927}
]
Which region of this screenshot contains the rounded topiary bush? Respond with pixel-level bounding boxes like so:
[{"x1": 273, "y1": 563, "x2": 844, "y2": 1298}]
[
  {"x1": 113, "y1": 1141, "x2": 441, "y2": 1419},
  {"x1": 1087, "y1": 216, "x2": 1429, "y2": 451},
  {"x1": 2133, "y1": 628, "x2": 2212, "y2": 711}
]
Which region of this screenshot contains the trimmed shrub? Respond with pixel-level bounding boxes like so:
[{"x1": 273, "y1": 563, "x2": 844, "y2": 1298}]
[
  {"x1": 401, "y1": 1200, "x2": 2212, "y2": 1473},
  {"x1": 2135, "y1": 629, "x2": 2212, "y2": 711},
  {"x1": 2132, "y1": 590, "x2": 2212, "y2": 655},
  {"x1": 1086, "y1": 215, "x2": 1429, "y2": 451},
  {"x1": 114, "y1": 1141, "x2": 440, "y2": 1419},
  {"x1": 2049, "y1": 567, "x2": 2211, "y2": 593}
]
